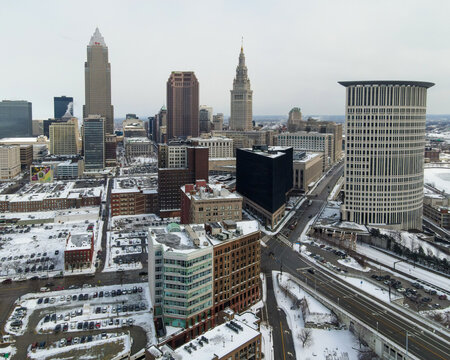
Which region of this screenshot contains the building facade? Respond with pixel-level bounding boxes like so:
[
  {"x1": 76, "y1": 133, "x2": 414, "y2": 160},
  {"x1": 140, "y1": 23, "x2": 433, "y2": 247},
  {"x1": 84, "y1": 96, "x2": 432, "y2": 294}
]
[
  {"x1": 296, "y1": 118, "x2": 343, "y2": 162},
  {"x1": 124, "y1": 137, "x2": 152, "y2": 158},
  {"x1": 287, "y1": 107, "x2": 302, "y2": 132},
  {"x1": 64, "y1": 233, "x2": 94, "y2": 270},
  {"x1": 229, "y1": 46, "x2": 253, "y2": 131},
  {"x1": 277, "y1": 131, "x2": 333, "y2": 170},
  {"x1": 49, "y1": 118, "x2": 80, "y2": 155},
  {"x1": 83, "y1": 28, "x2": 114, "y2": 134},
  {"x1": 0, "y1": 145, "x2": 21, "y2": 179},
  {"x1": 213, "y1": 129, "x2": 275, "y2": 156},
  {"x1": 180, "y1": 180, "x2": 243, "y2": 224},
  {"x1": 339, "y1": 80, "x2": 434, "y2": 230},
  {"x1": 199, "y1": 108, "x2": 211, "y2": 133},
  {"x1": 54, "y1": 96, "x2": 73, "y2": 119},
  {"x1": 0, "y1": 100, "x2": 32, "y2": 138},
  {"x1": 212, "y1": 113, "x2": 224, "y2": 131},
  {"x1": 167, "y1": 72, "x2": 199, "y2": 140},
  {"x1": 293, "y1": 152, "x2": 323, "y2": 192},
  {"x1": 83, "y1": 115, "x2": 105, "y2": 170},
  {"x1": 188, "y1": 135, "x2": 233, "y2": 158},
  {"x1": 236, "y1": 146, "x2": 293, "y2": 228},
  {"x1": 158, "y1": 145, "x2": 209, "y2": 217}
]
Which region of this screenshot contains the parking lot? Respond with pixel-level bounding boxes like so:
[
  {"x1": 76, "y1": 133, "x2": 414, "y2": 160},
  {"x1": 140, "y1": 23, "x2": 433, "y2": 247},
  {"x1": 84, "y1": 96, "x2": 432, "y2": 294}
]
[
  {"x1": 4, "y1": 283, "x2": 155, "y2": 359},
  {"x1": 0, "y1": 218, "x2": 100, "y2": 282}
]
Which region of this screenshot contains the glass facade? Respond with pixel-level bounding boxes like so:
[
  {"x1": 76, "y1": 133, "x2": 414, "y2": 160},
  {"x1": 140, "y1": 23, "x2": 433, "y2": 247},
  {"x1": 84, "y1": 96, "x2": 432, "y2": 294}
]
[
  {"x1": 54, "y1": 96, "x2": 73, "y2": 119},
  {"x1": 0, "y1": 100, "x2": 32, "y2": 138},
  {"x1": 83, "y1": 117, "x2": 105, "y2": 170}
]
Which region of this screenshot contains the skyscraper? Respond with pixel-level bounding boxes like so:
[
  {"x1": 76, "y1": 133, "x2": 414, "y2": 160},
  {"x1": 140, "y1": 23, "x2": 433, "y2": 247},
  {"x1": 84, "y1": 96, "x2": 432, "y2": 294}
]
[
  {"x1": 229, "y1": 45, "x2": 253, "y2": 131},
  {"x1": 287, "y1": 107, "x2": 302, "y2": 132},
  {"x1": 199, "y1": 108, "x2": 210, "y2": 133},
  {"x1": 339, "y1": 80, "x2": 434, "y2": 230},
  {"x1": 83, "y1": 115, "x2": 105, "y2": 170},
  {"x1": 0, "y1": 100, "x2": 32, "y2": 138},
  {"x1": 166, "y1": 72, "x2": 199, "y2": 140},
  {"x1": 83, "y1": 28, "x2": 114, "y2": 134},
  {"x1": 54, "y1": 96, "x2": 73, "y2": 119},
  {"x1": 49, "y1": 116, "x2": 80, "y2": 156}
]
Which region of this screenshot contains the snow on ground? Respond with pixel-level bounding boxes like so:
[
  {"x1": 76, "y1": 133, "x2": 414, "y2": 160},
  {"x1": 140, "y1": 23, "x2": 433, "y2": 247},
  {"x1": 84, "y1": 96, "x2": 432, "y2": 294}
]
[
  {"x1": 0, "y1": 213, "x2": 101, "y2": 281},
  {"x1": 272, "y1": 271, "x2": 361, "y2": 360},
  {"x1": 338, "y1": 257, "x2": 371, "y2": 272},
  {"x1": 103, "y1": 231, "x2": 145, "y2": 272},
  {"x1": 5, "y1": 283, "x2": 156, "y2": 345},
  {"x1": 28, "y1": 332, "x2": 131, "y2": 360},
  {"x1": 378, "y1": 228, "x2": 448, "y2": 260},
  {"x1": 424, "y1": 167, "x2": 450, "y2": 193},
  {"x1": 336, "y1": 275, "x2": 402, "y2": 302},
  {"x1": 0, "y1": 344, "x2": 16, "y2": 359},
  {"x1": 260, "y1": 323, "x2": 274, "y2": 360},
  {"x1": 358, "y1": 244, "x2": 450, "y2": 293}
]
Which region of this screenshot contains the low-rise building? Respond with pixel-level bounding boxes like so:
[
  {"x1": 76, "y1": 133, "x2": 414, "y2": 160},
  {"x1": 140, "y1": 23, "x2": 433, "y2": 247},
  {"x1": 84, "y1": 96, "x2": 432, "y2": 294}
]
[
  {"x1": 124, "y1": 137, "x2": 152, "y2": 158},
  {"x1": 0, "y1": 136, "x2": 49, "y2": 160},
  {"x1": 110, "y1": 176, "x2": 158, "y2": 216},
  {"x1": 424, "y1": 190, "x2": 450, "y2": 229},
  {"x1": 425, "y1": 147, "x2": 440, "y2": 162},
  {"x1": 0, "y1": 145, "x2": 21, "y2": 179},
  {"x1": 293, "y1": 152, "x2": 323, "y2": 192},
  {"x1": 64, "y1": 233, "x2": 94, "y2": 270},
  {"x1": 0, "y1": 180, "x2": 102, "y2": 212},
  {"x1": 147, "y1": 311, "x2": 261, "y2": 360},
  {"x1": 213, "y1": 129, "x2": 276, "y2": 156},
  {"x1": 181, "y1": 180, "x2": 242, "y2": 224}
]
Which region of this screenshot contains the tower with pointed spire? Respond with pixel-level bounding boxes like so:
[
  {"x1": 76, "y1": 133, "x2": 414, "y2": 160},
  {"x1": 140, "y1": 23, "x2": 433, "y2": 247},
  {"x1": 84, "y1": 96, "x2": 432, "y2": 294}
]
[
  {"x1": 83, "y1": 28, "x2": 114, "y2": 134},
  {"x1": 229, "y1": 44, "x2": 253, "y2": 131}
]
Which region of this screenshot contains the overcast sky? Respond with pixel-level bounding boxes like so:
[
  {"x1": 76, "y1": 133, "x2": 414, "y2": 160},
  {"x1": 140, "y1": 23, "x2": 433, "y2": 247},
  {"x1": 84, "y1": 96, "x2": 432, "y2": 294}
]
[{"x1": 1, "y1": 0, "x2": 449, "y2": 119}]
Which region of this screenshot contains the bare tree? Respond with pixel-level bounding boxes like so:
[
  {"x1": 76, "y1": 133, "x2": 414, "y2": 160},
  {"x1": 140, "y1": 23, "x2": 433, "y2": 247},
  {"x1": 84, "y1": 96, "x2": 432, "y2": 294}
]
[{"x1": 298, "y1": 328, "x2": 313, "y2": 348}]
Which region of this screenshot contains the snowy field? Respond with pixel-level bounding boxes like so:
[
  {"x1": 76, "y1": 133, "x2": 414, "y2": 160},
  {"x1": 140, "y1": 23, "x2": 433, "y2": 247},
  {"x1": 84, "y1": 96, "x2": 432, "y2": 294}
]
[
  {"x1": 424, "y1": 167, "x2": 450, "y2": 193},
  {"x1": 5, "y1": 283, "x2": 156, "y2": 346},
  {"x1": 0, "y1": 213, "x2": 101, "y2": 281},
  {"x1": 272, "y1": 271, "x2": 362, "y2": 360},
  {"x1": 338, "y1": 257, "x2": 371, "y2": 272}
]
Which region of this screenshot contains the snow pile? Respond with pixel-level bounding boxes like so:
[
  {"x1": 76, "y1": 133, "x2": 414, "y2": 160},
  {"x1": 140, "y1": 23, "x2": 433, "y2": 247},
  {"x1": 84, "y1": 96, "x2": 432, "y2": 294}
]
[
  {"x1": 338, "y1": 257, "x2": 371, "y2": 272},
  {"x1": 379, "y1": 229, "x2": 448, "y2": 260}
]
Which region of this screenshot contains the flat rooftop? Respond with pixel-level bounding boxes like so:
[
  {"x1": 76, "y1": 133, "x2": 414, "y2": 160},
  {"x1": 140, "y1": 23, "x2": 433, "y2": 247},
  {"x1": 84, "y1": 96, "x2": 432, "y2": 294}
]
[
  {"x1": 66, "y1": 233, "x2": 92, "y2": 250},
  {"x1": 0, "y1": 180, "x2": 103, "y2": 203},
  {"x1": 240, "y1": 146, "x2": 292, "y2": 159},
  {"x1": 181, "y1": 183, "x2": 242, "y2": 201},
  {"x1": 151, "y1": 317, "x2": 260, "y2": 360},
  {"x1": 112, "y1": 176, "x2": 157, "y2": 194},
  {"x1": 148, "y1": 220, "x2": 259, "y2": 253},
  {"x1": 338, "y1": 80, "x2": 435, "y2": 88}
]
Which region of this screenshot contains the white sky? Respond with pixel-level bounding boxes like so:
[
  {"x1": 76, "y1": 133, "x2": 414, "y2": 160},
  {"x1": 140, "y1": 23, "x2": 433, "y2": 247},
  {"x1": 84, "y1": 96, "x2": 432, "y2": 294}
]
[{"x1": 1, "y1": 0, "x2": 449, "y2": 119}]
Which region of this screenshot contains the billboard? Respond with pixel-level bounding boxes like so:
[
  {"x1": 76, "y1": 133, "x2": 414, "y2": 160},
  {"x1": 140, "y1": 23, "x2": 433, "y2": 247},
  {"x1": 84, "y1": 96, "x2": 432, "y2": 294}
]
[{"x1": 30, "y1": 166, "x2": 53, "y2": 183}]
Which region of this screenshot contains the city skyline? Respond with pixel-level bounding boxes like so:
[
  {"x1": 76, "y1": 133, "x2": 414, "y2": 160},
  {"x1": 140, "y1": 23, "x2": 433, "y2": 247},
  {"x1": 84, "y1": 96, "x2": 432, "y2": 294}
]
[{"x1": 1, "y1": 0, "x2": 450, "y2": 119}]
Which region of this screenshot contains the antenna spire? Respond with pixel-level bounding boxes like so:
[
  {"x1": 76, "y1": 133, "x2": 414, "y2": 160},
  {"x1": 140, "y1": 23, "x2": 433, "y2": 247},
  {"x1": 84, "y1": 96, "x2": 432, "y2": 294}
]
[{"x1": 241, "y1": 36, "x2": 244, "y2": 52}]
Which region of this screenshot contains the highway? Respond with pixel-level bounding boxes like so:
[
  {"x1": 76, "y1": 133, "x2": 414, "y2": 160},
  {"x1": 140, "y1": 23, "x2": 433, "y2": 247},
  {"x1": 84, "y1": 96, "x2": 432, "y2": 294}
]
[{"x1": 261, "y1": 160, "x2": 450, "y2": 360}]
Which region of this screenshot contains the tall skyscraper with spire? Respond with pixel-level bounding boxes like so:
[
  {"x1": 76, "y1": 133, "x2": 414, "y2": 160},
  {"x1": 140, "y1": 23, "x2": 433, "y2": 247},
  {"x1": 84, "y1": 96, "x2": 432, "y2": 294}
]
[
  {"x1": 229, "y1": 44, "x2": 253, "y2": 131},
  {"x1": 83, "y1": 28, "x2": 114, "y2": 134}
]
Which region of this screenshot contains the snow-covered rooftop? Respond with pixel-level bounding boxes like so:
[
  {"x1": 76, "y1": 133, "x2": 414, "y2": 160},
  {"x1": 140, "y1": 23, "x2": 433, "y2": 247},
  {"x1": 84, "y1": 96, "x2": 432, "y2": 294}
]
[
  {"x1": 153, "y1": 318, "x2": 260, "y2": 360},
  {"x1": 112, "y1": 176, "x2": 157, "y2": 194},
  {"x1": 66, "y1": 233, "x2": 92, "y2": 250},
  {"x1": 181, "y1": 182, "x2": 242, "y2": 201},
  {"x1": 149, "y1": 220, "x2": 259, "y2": 252}
]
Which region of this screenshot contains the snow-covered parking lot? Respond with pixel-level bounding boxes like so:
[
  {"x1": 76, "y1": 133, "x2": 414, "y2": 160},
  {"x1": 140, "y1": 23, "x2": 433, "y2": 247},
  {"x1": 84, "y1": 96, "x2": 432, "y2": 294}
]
[
  {"x1": 0, "y1": 215, "x2": 101, "y2": 282},
  {"x1": 4, "y1": 283, "x2": 156, "y2": 346}
]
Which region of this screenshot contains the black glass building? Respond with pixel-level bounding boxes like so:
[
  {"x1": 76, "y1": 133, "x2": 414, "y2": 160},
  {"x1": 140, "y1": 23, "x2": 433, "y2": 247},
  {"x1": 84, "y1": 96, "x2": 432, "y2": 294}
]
[
  {"x1": 83, "y1": 116, "x2": 105, "y2": 170},
  {"x1": 54, "y1": 96, "x2": 73, "y2": 119}
]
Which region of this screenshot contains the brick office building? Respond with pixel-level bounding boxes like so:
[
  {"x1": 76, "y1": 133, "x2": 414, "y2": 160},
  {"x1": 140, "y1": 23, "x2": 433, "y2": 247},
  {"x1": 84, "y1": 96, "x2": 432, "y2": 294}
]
[
  {"x1": 64, "y1": 233, "x2": 94, "y2": 270},
  {"x1": 158, "y1": 145, "x2": 208, "y2": 217}
]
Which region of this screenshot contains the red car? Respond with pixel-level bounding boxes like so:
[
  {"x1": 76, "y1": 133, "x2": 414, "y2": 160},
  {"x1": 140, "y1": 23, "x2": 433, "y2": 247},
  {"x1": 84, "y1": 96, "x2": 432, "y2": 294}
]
[
  {"x1": 95, "y1": 322, "x2": 101, "y2": 329},
  {"x1": 56, "y1": 286, "x2": 64, "y2": 291}
]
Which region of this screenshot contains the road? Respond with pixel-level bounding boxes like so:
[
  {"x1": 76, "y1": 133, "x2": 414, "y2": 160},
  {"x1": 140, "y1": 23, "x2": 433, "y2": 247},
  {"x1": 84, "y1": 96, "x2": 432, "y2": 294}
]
[
  {"x1": 262, "y1": 160, "x2": 449, "y2": 360},
  {"x1": 261, "y1": 162, "x2": 344, "y2": 359},
  {"x1": 261, "y1": 231, "x2": 450, "y2": 360}
]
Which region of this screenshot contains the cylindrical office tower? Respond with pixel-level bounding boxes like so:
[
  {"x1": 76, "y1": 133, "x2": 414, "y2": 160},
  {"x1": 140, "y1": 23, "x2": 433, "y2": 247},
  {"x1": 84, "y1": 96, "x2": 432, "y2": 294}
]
[{"x1": 339, "y1": 81, "x2": 434, "y2": 230}]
